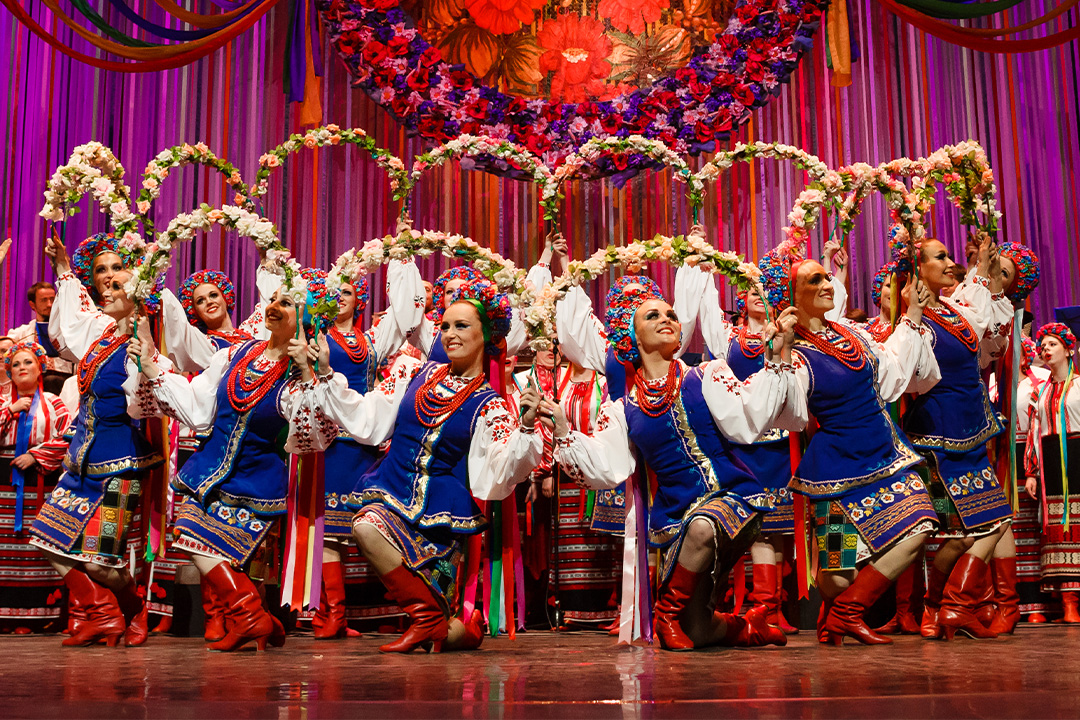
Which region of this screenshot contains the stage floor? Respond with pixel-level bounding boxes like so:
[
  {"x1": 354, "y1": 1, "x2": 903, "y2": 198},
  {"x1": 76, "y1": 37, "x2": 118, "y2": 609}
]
[{"x1": 5, "y1": 625, "x2": 1077, "y2": 719}]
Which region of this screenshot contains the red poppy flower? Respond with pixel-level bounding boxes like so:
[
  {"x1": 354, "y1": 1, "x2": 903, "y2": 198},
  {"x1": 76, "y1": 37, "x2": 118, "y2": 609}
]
[
  {"x1": 537, "y1": 15, "x2": 613, "y2": 104},
  {"x1": 598, "y1": 0, "x2": 670, "y2": 34},
  {"x1": 464, "y1": 0, "x2": 546, "y2": 34}
]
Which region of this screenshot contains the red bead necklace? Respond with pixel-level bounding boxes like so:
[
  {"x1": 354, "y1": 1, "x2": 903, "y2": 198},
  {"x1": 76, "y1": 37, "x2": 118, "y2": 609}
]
[
  {"x1": 633, "y1": 361, "x2": 683, "y2": 417},
  {"x1": 923, "y1": 305, "x2": 978, "y2": 353},
  {"x1": 736, "y1": 325, "x2": 766, "y2": 359},
  {"x1": 77, "y1": 327, "x2": 130, "y2": 396},
  {"x1": 226, "y1": 341, "x2": 289, "y2": 413},
  {"x1": 795, "y1": 321, "x2": 868, "y2": 372},
  {"x1": 208, "y1": 328, "x2": 254, "y2": 346},
  {"x1": 414, "y1": 365, "x2": 486, "y2": 428},
  {"x1": 328, "y1": 326, "x2": 369, "y2": 364},
  {"x1": 867, "y1": 317, "x2": 893, "y2": 343}
]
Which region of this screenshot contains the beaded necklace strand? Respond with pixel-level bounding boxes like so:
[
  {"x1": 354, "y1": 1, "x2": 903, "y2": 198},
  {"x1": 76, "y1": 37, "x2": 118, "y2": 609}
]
[{"x1": 414, "y1": 365, "x2": 485, "y2": 428}]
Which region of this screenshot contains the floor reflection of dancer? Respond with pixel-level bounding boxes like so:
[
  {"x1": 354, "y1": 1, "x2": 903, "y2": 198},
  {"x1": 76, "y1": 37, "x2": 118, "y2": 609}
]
[
  {"x1": 768, "y1": 249, "x2": 940, "y2": 646},
  {"x1": 312, "y1": 280, "x2": 543, "y2": 653},
  {"x1": 1025, "y1": 323, "x2": 1080, "y2": 622},
  {"x1": 552, "y1": 279, "x2": 801, "y2": 651},
  {"x1": 132, "y1": 281, "x2": 330, "y2": 652},
  {"x1": 29, "y1": 234, "x2": 165, "y2": 648}
]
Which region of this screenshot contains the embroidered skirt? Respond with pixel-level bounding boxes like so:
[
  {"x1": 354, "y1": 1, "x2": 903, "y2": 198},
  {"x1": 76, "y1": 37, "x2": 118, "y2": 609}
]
[
  {"x1": 1036, "y1": 435, "x2": 1080, "y2": 591},
  {"x1": 657, "y1": 493, "x2": 761, "y2": 588},
  {"x1": 733, "y1": 440, "x2": 794, "y2": 535},
  {"x1": 589, "y1": 482, "x2": 627, "y2": 536},
  {"x1": 551, "y1": 484, "x2": 620, "y2": 624},
  {"x1": 324, "y1": 437, "x2": 380, "y2": 540},
  {"x1": 0, "y1": 462, "x2": 63, "y2": 622},
  {"x1": 924, "y1": 447, "x2": 1013, "y2": 537},
  {"x1": 29, "y1": 472, "x2": 142, "y2": 568},
  {"x1": 353, "y1": 503, "x2": 462, "y2": 615},
  {"x1": 814, "y1": 470, "x2": 937, "y2": 571},
  {"x1": 172, "y1": 493, "x2": 276, "y2": 568}
]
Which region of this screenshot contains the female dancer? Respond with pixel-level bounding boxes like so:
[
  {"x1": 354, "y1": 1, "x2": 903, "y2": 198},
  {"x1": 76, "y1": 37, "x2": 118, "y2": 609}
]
[
  {"x1": 314, "y1": 261, "x2": 422, "y2": 638},
  {"x1": 903, "y1": 238, "x2": 1014, "y2": 640},
  {"x1": 1025, "y1": 323, "x2": 1080, "y2": 621},
  {"x1": 310, "y1": 279, "x2": 544, "y2": 653},
  {"x1": 30, "y1": 233, "x2": 166, "y2": 647},
  {"x1": 762, "y1": 250, "x2": 939, "y2": 645},
  {"x1": 552, "y1": 280, "x2": 803, "y2": 651},
  {"x1": 867, "y1": 261, "x2": 901, "y2": 343},
  {"x1": 0, "y1": 341, "x2": 70, "y2": 632}
]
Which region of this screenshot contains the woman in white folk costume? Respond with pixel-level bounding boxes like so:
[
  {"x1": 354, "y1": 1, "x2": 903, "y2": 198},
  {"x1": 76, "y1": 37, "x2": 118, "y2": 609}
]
[
  {"x1": 677, "y1": 238, "x2": 848, "y2": 633},
  {"x1": 1025, "y1": 323, "x2": 1080, "y2": 621},
  {"x1": 130, "y1": 272, "x2": 332, "y2": 652},
  {"x1": 309, "y1": 279, "x2": 544, "y2": 653},
  {"x1": 29, "y1": 234, "x2": 167, "y2": 648},
  {"x1": 0, "y1": 342, "x2": 70, "y2": 632},
  {"x1": 551, "y1": 275, "x2": 803, "y2": 651}
]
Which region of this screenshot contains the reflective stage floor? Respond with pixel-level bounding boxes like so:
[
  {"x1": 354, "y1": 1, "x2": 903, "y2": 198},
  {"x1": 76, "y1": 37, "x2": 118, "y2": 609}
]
[{"x1": 4, "y1": 625, "x2": 1076, "y2": 719}]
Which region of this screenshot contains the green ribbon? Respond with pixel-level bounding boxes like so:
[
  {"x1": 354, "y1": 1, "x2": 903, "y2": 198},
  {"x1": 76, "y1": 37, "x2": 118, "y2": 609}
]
[{"x1": 892, "y1": 0, "x2": 1024, "y2": 20}]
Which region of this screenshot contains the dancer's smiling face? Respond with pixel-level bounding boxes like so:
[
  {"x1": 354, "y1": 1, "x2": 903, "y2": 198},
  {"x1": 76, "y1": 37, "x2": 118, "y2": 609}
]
[
  {"x1": 10, "y1": 350, "x2": 41, "y2": 391},
  {"x1": 794, "y1": 261, "x2": 835, "y2": 317},
  {"x1": 264, "y1": 290, "x2": 299, "y2": 338},
  {"x1": 633, "y1": 298, "x2": 681, "y2": 356},
  {"x1": 336, "y1": 283, "x2": 357, "y2": 323},
  {"x1": 193, "y1": 283, "x2": 228, "y2": 328},
  {"x1": 100, "y1": 270, "x2": 136, "y2": 319},
  {"x1": 441, "y1": 301, "x2": 486, "y2": 364},
  {"x1": 92, "y1": 252, "x2": 124, "y2": 300},
  {"x1": 918, "y1": 240, "x2": 957, "y2": 295}
]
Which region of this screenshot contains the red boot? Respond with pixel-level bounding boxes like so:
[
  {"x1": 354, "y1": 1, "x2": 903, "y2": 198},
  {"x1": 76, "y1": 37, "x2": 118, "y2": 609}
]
[
  {"x1": 203, "y1": 562, "x2": 275, "y2": 652},
  {"x1": 1028, "y1": 612, "x2": 1047, "y2": 623},
  {"x1": 377, "y1": 565, "x2": 449, "y2": 653},
  {"x1": 876, "y1": 564, "x2": 921, "y2": 635},
  {"x1": 816, "y1": 595, "x2": 835, "y2": 643},
  {"x1": 115, "y1": 579, "x2": 149, "y2": 647},
  {"x1": 921, "y1": 565, "x2": 949, "y2": 639},
  {"x1": 654, "y1": 564, "x2": 703, "y2": 651},
  {"x1": 749, "y1": 563, "x2": 780, "y2": 626},
  {"x1": 201, "y1": 580, "x2": 226, "y2": 643},
  {"x1": 1062, "y1": 591, "x2": 1080, "y2": 623},
  {"x1": 313, "y1": 561, "x2": 353, "y2": 639},
  {"x1": 65, "y1": 585, "x2": 86, "y2": 636},
  {"x1": 820, "y1": 565, "x2": 895, "y2": 645},
  {"x1": 989, "y1": 556, "x2": 1020, "y2": 634},
  {"x1": 774, "y1": 565, "x2": 799, "y2": 634},
  {"x1": 938, "y1": 555, "x2": 998, "y2": 640},
  {"x1": 61, "y1": 568, "x2": 126, "y2": 647},
  {"x1": 151, "y1": 614, "x2": 172, "y2": 634},
  {"x1": 972, "y1": 561, "x2": 998, "y2": 629},
  {"x1": 718, "y1": 605, "x2": 787, "y2": 647},
  {"x1": 443, "y1": 610, "x2": 485, "y2": 652}
]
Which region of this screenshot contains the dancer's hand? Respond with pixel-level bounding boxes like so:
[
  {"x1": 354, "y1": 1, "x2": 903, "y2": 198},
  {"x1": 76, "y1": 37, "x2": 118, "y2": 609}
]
[
  {"x1": 45, "y1": 233, "x2": 70, "y2": 275},
  {"x1": 11, "y1": 453, "x2": 36, "y2": 470},
  {"x1": 288, "y1": 337, "x2": 315, "y2": 382},
  {"x1": 905, "y1": 278, "x2": 931, "y2": 324},
  {"x1": 764, "y1": 307, "x2": 797, "y2": 362},
  {"x1": 1025, "y1": 477, "x2": 1038, "y2": 499},
  {"x1": 550, "y1": 234, "x2": 569, "y2": 274},
  {"x1": 0, "y1": 238, "x2": 10, "y2": 266},
  {"x1": 8, "y1": 397, "x2": 32, "y2": 414},
  {"x1": 128, "y1": 335, "x2": 160, "y2": 378},
  {"x1": 538, "y1": 398, "x2": 569, "y2": 438},
  {"x1": 518, "y1": 383, "x2": 542, "y2": 429}
]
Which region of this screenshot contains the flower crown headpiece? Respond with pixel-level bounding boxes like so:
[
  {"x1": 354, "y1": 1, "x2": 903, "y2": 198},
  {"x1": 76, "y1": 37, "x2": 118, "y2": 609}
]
[
  {"x1": 4, "y1": 341, "x2": 47, "y2": 375},
  {"x1": 605, "y1": 275, "x2": 661, "y2": 309},
  {"x1": 179, "y1": 270, "x2": 236, "y2": 327},
  {"x1": 1035, "y1": 322, "x2": 1077, "y2": 353},
  {"x1": 604, "y1": 284, "x2": 664, "y2": 365},
  {"x1": 73, "y1": 232, "x2": 162, "y2": 313},
  {"x1": 1020, "y1": 335, "x2": 1037, "y2": 375},
  {"x1": 448, "y1": 279, "x2": 513, "y2": 356},
  {"x1": 433, "y1": 266, "x2": 483, "y2": 322},
  {"x1": 998, "y1": 242, "x2": 1040, "y2": 303},
  {"x1": 872, "y1": 261, "x2": 899, "y2": 308}
]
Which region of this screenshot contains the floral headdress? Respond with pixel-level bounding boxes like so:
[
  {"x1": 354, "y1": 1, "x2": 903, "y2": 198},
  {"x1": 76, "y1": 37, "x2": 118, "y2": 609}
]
[
  {"x1": 1020, "y1": 336, "x2": 1038, "y2": 376},
  {"x1": 298, "y1": 268, "x2": 340, "y2": 339},
  {"x1": 345, "y1": 274, "x2": 370, "y2": 321},
  {"x1": 871, "y1": 261, "x2": 899, "y2": 308},
  {"x1": 604, "y1": 284, "x2": 664, "y2": 365},
  {"x1": 433, "y1": 266, "x2": 483, "y2": 322},
  {"x1": 448, "y1": 279, "x2": 513, "y2": 357},
  {"x1": 757, "y1": 249, "x2": 797, "y2": 309},
  {"x1": 605, "y1": 275, "x2": 661, "y2": 309},
  {"x1": 887, "y1": 223, "x2": 915, "y2": 276},
  {"x1": 998, "y1": 242, "x2": 1040, "y2": 303},
  {"x1": 72, "y1": 232, "x2": 162, "y2": 313},
  {"x1": 3, "y1": 341, "x2": 47, "y2": 375},
  {"x1": 179, "y1": 270, "x2": 236, "y2": 327},
  {"x1": 1035, "y1": 322, "x2": 1077, "y2": 354}
]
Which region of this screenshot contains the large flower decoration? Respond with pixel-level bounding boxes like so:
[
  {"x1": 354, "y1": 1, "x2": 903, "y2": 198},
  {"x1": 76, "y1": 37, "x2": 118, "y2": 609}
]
[{"x1": 316, "y1": 0, "x2": 825, "y2": 176}]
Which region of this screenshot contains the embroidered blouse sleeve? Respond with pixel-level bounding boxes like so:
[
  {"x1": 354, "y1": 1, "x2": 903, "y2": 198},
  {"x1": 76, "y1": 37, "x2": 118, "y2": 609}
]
[
  {"x1": 125, "y1": 345, "x2": 175, "y2": 420},
  {"x1": 312, "y1": 359, "x2": 421, "y2": 445},
  {"x1": 946, "y1": 277, "x2": 1011, "y2": 342},
  {"x1": 144, "y1": 347, "x2": 231, "y2": 431},
  {"x1": 504, "y1": 263, "x2": 552, "y2": 356},
  {"x1": 407, "y1": 315, "x2": 439, "y2": 360},
  {"x1": 468, "y1": 397, "x2": 544, "y2": 501},
  {"x1": 555, "y1": 285, "x2": 608, "y2": 373},
  {"x1": 826, "y1": 280, "x2": 848, "y2": 321},
  {"x1": 674, "y1": 264, "x2": 732, "y2": 360},
  {"x1": 27, "y1": 394, "x2": 70, "y2": 472},
  {"x1": 161, "y1": 288, "x2": 216, "y2": 373},
  {"x1": 48, "y1": 272, "x2": 114, "y2": 361},
  {"x1": 857, "y1": 316, "x2": 939, "y2": 401},
  {"x1": 371, "y1": 259, "x2": 426, "y2": 364},
  {"x1": 236, "y1": 267, "x2": 284, "y2": 340},
  {"x1": 553, "y1": 400, "x2": 635, "y2": 489},
  {"x1": 1024, "y1": 392, "x2": 1043, "y2": 477},
  {"x1": 700, "y1": 358, "x2": 806, "y2": 443}
]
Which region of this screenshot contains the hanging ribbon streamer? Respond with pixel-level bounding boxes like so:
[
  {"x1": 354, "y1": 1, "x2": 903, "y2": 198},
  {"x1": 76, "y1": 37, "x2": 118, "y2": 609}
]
[
  {"x1": 486, "y1": 500, "x2": 503, "y2": 637},
  {"x1": 789, "y1": 433, "x2": 813, "y2": 599},
  {"x1": 9, "y1": 387, "x2": 40, "y2": 533},
  {"x1": 617, "y1": 471, "x2": 640, "y2": 645},
  {"x1": 281, "y1": 452, "x2": 325, "y2": 610},
  {"x1": 1006, "y1": 308, "x2": 1024, "y2": 509},
  {"x1": 1059, "y1": 360, "x2": 1074, "y2": 530}
]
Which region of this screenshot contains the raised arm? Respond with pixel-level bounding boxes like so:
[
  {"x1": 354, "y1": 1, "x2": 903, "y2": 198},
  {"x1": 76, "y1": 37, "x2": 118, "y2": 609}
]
[
  {"x1": 140, "y1": 344, "x2": 230, "y2": 430},
  {"x1": 370, "y1": 259, "x2": 426, "y2": 363},
  {"x1": 700, "y1": 359, "x2": 806, "y2": 442},
  {"x1": 555, "y1": 285, "x2": 608, "y2": 373},
  {"x1": 505, "y1": 262, "x2": 553, "y2": 356},
  {"x1": 48, "y1": 273, "x2": 114, "y2": 361},
  {"x1": 675, "y1": 264, "x2": 733, "y2": 359},
  {"x1": 312, "y1": 356, "x2": 421, "y2": 445}
]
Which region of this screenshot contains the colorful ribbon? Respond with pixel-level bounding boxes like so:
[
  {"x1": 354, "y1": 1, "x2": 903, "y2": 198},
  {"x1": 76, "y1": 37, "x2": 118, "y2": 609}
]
[{"x1": 9, "y1": 387, "x2": 39, "y2": 532}]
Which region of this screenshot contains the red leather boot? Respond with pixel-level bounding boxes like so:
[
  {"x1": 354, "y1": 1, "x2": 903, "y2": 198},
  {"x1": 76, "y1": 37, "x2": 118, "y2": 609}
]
[
  {"x1": 1062, "y1": 591, "x2": 1080, "y2": 623},
  {"x1": 115, "y1": 579, "x2": 149, "y2": 647},
  {"x1": 654, "y1": 564, "x2": 703, "y2": 651},
  {"x1": 61, "y1": 568, "x2": 126, "y2": 647},
  {"x1": 313, "y1": 561, "x2": 354, "y2": 639},
  {"x1": 876, "y1": 564, "x2": 922, "y2": 635},
  {"x1": 378, "y1": 565, "x2": 449, "y2": 653},
  {"x1": 717, "y1": 605, "x2": 787, "y2": 647},
  {"x1": 816, "y1": 595, "x2": 835, "y2": 643},
  {"x1": 203, "y1": 562, "x2": 276, "y2": 652},
  {"x1": 938, "y1": 554, "x2": 998, "y2": 640},
  {"x1": 989, "y1": 556, "x2": 1020, "y2": 634},
  {"x1": 820, "y1": 565, "x2": 895, "y2": 645},
  {"x1": 442, "y1": 610, "x2": 485, "y2": 652},
  {"x1": 972, "y1": 561, "x2": 998, "y2": 629},
  {"x1": 151, "y1": 614, "x2": 172, "y2": 634},
  {"x1": 65, "y1": 584, "x2": 86, "y2": 636},
  {"x1": 749, "y1": 563, "x2": 781, "y2": 626},
  {"x1": 201, "y1": 580, "x2": 227, "y2": 643},
  {"x1": 921, "y1": 564, "x2": 949, "y2": 639},
  {"x1": 774, "y1": 564, "x2": 799, "y2": 634}
]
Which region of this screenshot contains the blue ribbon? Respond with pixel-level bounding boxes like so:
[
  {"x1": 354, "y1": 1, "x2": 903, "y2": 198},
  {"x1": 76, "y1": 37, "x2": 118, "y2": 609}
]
[
  {"x1": 10, "y1": 390, "x2": 40, "y2": 533},
  {"x1": 35, "y1": 323, "x2": 58, "y2": 358},
  {"x1": 103, "y1": 0, "x2": 225, "y2": 41}
]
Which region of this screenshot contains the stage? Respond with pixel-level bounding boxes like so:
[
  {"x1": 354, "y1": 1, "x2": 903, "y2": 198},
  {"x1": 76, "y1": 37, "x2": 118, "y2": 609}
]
[{"x1": 5, "y1": 626, "x2": 1076, "y2": 719}]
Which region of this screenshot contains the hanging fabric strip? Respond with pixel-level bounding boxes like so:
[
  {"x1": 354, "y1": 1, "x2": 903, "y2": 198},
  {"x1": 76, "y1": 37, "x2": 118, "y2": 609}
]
[
  {"x1": 9, "y1": 388, "x2": 39, "y2": 532},
  {"x1": 1060, "y1": 362, "x2": 1074, "y2": 530},
  {"x1": 462, "y1": 533, "x2": 481, "y2": 620},
  {"x1": 487, "y1": 501, "x2": 503, "y2": 637},
  {"x1": 635, "y1": 472, "x2": 653, "y2": 642},
  {"x1": 790, "y1": 433, "x2": 811, "y2": 599},
  {"x1": 281, "y1": 452, "x2": 325, "y2": 610},
  {"x1": 618, "y1": 473, "x2": 638, "y2": 645},
  {"x1": 1007, "y1": 309, "x2": 1023, "y2": 509}
]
